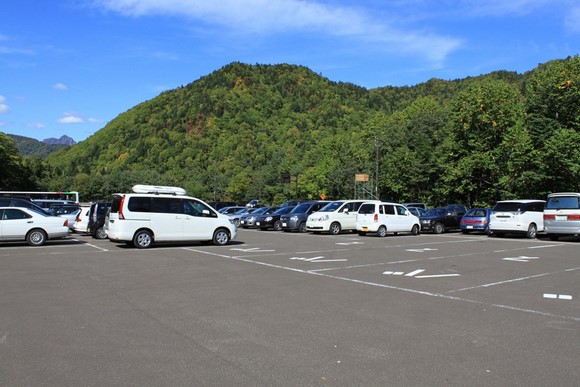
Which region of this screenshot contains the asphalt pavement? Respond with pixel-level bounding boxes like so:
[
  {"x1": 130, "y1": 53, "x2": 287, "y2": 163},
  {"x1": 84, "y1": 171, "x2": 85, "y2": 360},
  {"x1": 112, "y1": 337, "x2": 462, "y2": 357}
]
[{"x1": 0, "y1": 229, "x2": 578, "y2": 386}]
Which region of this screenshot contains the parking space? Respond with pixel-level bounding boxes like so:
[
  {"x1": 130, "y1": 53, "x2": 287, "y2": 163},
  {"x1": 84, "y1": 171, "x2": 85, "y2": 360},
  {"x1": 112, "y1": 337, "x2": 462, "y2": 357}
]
[{"x1": 1, "y1": 230, "x2": 578, "y2": 385}]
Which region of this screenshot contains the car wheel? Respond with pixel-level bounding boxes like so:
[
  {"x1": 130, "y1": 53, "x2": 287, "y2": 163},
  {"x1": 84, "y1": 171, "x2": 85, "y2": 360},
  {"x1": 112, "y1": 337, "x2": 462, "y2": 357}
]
[
  {"x1": 433, "y1": 223, "x2": 444, "y2": 234},
  {"x1": 95, "y1": 226, "x2": 107, "y2": 239},
  {"x1": 526, "y1": 223, "x2": 537, "y2": 239},
  {"x1": 411, "y1": 224, "x2": 420, "y2": 236},
  {"x1": 485, "y1": 227, "x2": 491, "y2": 235},
  {"x1": 213, "y1": 228, "x2": 230, "y2": 245},
  {"x1": 26, "y1": 229, "x2": 47, "y2": 246},
  {"x1": 273, "y1": 220, "x2": 282, "y2": 231},
  {"x1": 133, "y1": 230, "x2": 153, "y2": 249},
  {"x1": 298, "y1": 222, "x2": 307, "y2": 233},
  {"x1": 377, "y1": 225, "x2": 387, "y2": 237},
  {"x1": 329, "y1": 222, "x2": 341, "y2": 235}
]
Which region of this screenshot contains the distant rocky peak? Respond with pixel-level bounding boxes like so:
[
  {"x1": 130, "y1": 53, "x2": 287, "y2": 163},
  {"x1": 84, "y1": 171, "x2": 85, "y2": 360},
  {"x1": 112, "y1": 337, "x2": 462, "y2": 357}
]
[{"x1": 43, "y1": 135, "x2": 76, "y2": 146}]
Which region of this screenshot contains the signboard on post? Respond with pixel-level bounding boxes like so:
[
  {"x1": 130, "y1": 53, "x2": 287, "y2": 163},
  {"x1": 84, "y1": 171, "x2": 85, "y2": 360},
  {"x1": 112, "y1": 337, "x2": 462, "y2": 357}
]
[{"x1": 355, "y1": 174, "x2": 369, "y2": 182}]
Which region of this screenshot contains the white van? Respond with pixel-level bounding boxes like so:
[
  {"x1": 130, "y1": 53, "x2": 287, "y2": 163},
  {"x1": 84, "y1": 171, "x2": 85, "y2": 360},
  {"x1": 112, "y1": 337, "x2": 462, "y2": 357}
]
[
  {"x1": 356, "y1": 202, "x2": 420, "y2": 237},
  {"x1": 306, "y1": 200, "x2": 375, "y2": 235},
  {"x1": 106, "y1": 185, "x2": 237, "y2": 248},
  {"x1": 544, "y1": 192, "x2": 580, "y2": 240},
  {"x1": 489, "y1": 200, "x2": 545, "y2": 238}
]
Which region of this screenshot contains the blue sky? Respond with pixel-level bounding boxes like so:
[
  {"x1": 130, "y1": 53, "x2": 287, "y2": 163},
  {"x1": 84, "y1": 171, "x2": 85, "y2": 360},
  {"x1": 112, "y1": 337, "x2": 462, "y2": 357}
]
[{"x1": 1, "y1": 0, "x2": 578, "y2": 142}]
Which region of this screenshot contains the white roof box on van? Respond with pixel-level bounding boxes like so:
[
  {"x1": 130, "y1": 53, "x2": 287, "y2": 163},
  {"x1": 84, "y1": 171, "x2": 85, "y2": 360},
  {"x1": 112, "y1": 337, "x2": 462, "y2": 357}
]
[{"x1": 132, "y1": 185, "x2": 187, "y2": 195}]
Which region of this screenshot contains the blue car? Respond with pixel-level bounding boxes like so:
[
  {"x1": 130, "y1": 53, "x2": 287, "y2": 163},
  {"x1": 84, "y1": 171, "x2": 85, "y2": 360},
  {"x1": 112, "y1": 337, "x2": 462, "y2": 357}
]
[{"x1": 460, "y1": 208, "x2": 492, "y2": 234}]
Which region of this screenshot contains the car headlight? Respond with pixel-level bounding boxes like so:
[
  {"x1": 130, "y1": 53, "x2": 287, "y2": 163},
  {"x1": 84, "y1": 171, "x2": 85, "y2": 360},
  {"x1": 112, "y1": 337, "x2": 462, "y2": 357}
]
[
  {"x1": 421, "y1": 219, "x2": 430, "y2": 224},
  {"x1": 265, "y1": 216, "x2": 273, "y2": 222},
  {"x1": 290, "y1": 216, "x2": 299, "y2": 221},
  {"x1": 318, "y1": 214, "x2": 329, "y2": 221}
]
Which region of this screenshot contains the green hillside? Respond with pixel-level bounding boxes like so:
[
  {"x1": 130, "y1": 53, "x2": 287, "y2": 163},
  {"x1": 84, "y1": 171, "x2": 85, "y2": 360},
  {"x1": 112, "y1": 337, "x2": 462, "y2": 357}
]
[{"x1": 44, "y1": 59, "x2": 579, "y2": 205}]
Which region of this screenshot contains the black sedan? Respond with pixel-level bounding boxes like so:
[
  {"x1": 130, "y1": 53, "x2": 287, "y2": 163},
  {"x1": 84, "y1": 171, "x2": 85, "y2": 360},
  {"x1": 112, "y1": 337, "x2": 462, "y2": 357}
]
[{"x1": 255, "y1": 206, "x2": 295, "y2": 231}]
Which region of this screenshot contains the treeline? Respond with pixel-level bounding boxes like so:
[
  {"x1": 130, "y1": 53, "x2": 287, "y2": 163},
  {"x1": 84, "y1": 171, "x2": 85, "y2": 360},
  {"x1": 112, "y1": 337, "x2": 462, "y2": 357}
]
[{"x1": 3, "y1": 57, "x2": 579, "y2": 206}]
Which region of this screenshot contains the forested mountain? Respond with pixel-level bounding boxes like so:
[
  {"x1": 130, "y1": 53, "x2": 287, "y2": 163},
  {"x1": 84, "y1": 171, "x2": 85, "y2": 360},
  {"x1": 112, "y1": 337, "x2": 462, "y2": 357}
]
[
  {"x1": 41, "y1": 58, "x2": 579, "y2": 205},
  {"x1": 7, "y1": 134, "x2": 71, "y2": 157}
]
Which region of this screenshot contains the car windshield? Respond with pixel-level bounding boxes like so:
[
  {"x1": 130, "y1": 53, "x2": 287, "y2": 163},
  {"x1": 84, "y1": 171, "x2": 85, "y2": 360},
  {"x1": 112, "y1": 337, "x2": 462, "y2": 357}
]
[
  {"x1": 250, "y1": 207, "x2": 270, "y2": 215},
  {"x1": 273, "y1": 206, "x2": 294, "y2": 215},
  {"x1": 465, "y1": 209, "x2": 488, "y2": 217},
  {"x1": 546, "y1": 196, "x2": 579, "y2": 210},
  {"x1": 424, "y1": 208, "x2": 445, "y2": 216},
  {"x1": 319, "y1": 201, "x2": 344, "y2": 212},
  {"x1": 290, "y1": 203, "x2": 312, "y2": 213}
]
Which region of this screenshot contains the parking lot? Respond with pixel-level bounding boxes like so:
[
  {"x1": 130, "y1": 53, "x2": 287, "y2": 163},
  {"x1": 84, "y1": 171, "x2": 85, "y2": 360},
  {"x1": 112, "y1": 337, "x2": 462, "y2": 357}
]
[{"x1": 0, "y1": 230, "x2": 578, "y2": 386}]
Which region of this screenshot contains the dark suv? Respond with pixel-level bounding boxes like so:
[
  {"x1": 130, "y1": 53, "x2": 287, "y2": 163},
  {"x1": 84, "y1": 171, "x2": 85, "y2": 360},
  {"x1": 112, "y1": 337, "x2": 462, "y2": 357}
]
[
  {"x1": 280, "y1": 201, "x2": 328, "y2": 233},
  {"x1": 420, "y1": 204, "x2": 468, "y2": 234},
  {"x1": 87, "y1": 202, "x2": 112, "y2": 239}
]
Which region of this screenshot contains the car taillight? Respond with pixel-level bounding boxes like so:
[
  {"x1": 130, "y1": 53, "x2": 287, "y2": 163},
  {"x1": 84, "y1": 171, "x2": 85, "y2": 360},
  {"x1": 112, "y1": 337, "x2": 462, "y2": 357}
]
[
  {"x1": 568, "y1": 215, "x2": 580, "y2": 221},
  {"x1": 544, "y1": 214, "x2": 556, "y2": 220},
  {"x1": 374, "y1": 213, "x2": 378, "y2": 222},
  {"x1": 118, "y1": 195, "x2": 126, "y2": 220},
  {"x1": 63, "y1": 219, "x2": 69, "y2": 227}
]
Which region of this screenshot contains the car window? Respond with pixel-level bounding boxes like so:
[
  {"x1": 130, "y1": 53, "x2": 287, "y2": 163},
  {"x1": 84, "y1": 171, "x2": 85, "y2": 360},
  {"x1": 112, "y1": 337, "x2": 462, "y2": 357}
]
[
  {"x1": 320, "y1": 201, "x2": 343, "y2": 212},
  {"x1": 384, "y1": 205, "x2": 396, "y2": 215},
  {"x1": 3, "y1": 208, "x2": 31, "y2": 220},
  {"x1": 546, "y1": 196, "x2": 580, "y2": 210},
  {"x1": 358, "y1": 204, "x2": 375, "y2": 215},
  {"x1": 183, "y1": 199, "x2": 216, "y2": 217},
  {"x1": 396, "y1": 206, "x2": 408, "y2": 215},
  {"x1": 493, "y1": 202, "x2": 521, "y2": 212},
  {"x1": 151, "y1": 198, "x2": 181, "y2": 214},
  {"x1": 128, "y1": 197, "x2": 151, "y2": 212}
]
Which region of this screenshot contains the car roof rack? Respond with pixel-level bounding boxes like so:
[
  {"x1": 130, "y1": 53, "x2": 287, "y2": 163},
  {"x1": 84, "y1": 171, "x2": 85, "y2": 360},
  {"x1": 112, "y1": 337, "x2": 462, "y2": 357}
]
[{"x1": 132, "y1": 185, "x2": 187, "y2": 196}]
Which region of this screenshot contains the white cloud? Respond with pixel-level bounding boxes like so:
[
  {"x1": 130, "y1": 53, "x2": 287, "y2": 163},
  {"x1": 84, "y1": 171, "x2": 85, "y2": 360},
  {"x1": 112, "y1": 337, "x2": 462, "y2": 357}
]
[
  {"x1": 53, "y1": 83, "x2": 68, "y2": 90},
  {"x1": 58, "y1": 114, "x2": 84, "y2": 124},
  {"x1": 0, "y1": 95, "x2": 9, "y2": 114},
  {"x1": 92, "y1": 0, "x2": 461, "y2": 64},
  {"x1": 28, "y1": 122, "x2": 46, "y2": 129}
]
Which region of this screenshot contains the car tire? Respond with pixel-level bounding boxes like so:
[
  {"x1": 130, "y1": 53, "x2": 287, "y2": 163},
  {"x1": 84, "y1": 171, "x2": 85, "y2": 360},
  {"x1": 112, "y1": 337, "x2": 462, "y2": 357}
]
[
  {"x1": 298, "y1": 222, "x2": 307, "y2": 233},
  {"x1": 26, "y1": 229, "x2": 47, "y2": 246},
  {"x1": 377, "y1": 225, "x2": 387, "y2": 237},
  {"x1": 95, "y1": 226, "x2": 107, "y2": 239},
  {"x1": 329, "y1": 222, "x2": 341, "y2": 235},
  {"x1": 526, "y1": 223, "x2": 538, "y2": 239},
  {"x1": 133, "y1": 230, "x2": 153, "y2": 249},
  {"x1": 213, "y1": 228, "x2": 231, "y2": 245},
  {"x1": 273, "y1": 220, "x2": 282, "y2": 231},
  {"x1": 433, "y1": 223, "x2": 444, "y2": 234},
  {"x1": 411, "y1": 224, "x2": 420, "y2": 236}
]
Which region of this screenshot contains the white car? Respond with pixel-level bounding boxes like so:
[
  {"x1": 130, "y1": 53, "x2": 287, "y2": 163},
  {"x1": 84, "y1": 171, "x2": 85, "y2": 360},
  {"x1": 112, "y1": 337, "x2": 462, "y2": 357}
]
[
  {"x1": 356, "y1": 202, "x2": 420, "y2": 237},
  {"x1": 106, "y1": 185, "x2": 237, "y2": 248},
  {"x1": 306, "y1": 200, "x2": 374, "y2": 235},
  {"x1": 0, "y1": 207, "x2": 70, "y2": 246},
  {"x1": 72, "y1": 205, "x2": 91, "y2": 233},
  {"x1": 489, "y1": 200, "x2": 545, "y2": 238}
]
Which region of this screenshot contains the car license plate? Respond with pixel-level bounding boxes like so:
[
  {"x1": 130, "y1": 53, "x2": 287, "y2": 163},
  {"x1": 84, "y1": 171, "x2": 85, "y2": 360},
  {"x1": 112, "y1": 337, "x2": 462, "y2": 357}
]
[
  {"x1": 467, "y1": 225, "x2": 473, "y2": 229},
  {"x1": 555, "y1": 215, "x2": 567, "y2": 221},
  {"x1": 282, "y1": 222, "x2": 287, "y2": 227},
  {"x1": 362, "y1": 227, "x2": 368, "y2": 232},
  {"x1": 256, "y1": 222, "x2": 260, "y2": 226}
]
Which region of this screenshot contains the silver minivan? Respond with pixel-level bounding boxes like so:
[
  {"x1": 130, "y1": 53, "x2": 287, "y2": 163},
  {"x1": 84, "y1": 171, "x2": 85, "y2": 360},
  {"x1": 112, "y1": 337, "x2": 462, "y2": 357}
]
[{"x1": 544, "y1": 192, "x2": 580, "y2": 240}]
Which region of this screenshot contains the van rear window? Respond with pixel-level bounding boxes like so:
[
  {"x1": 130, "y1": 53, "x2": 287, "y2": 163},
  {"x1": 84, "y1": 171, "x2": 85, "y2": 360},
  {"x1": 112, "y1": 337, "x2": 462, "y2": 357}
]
[
  {"x1": 546, "y1": 196, "x2": 580, "y2": 210},
  {"x1": 128, "y1": 197, "x2": 151, "y2": 212}
]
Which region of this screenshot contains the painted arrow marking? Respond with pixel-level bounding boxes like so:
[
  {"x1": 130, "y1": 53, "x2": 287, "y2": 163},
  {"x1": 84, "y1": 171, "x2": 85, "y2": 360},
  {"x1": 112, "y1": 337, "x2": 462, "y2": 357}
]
[
  {"x1": 502, "y1": 256, "x2": 539, "y2": 262},
  {"x1": 405, "y1": 248, "x2": 438, "y2": 253},
  {"x1": 383, "y1": 269, "x2": 460, "y2": 278},
  {"x1": 290, "y1": 256, "x2": 348, "y2": 263}
]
